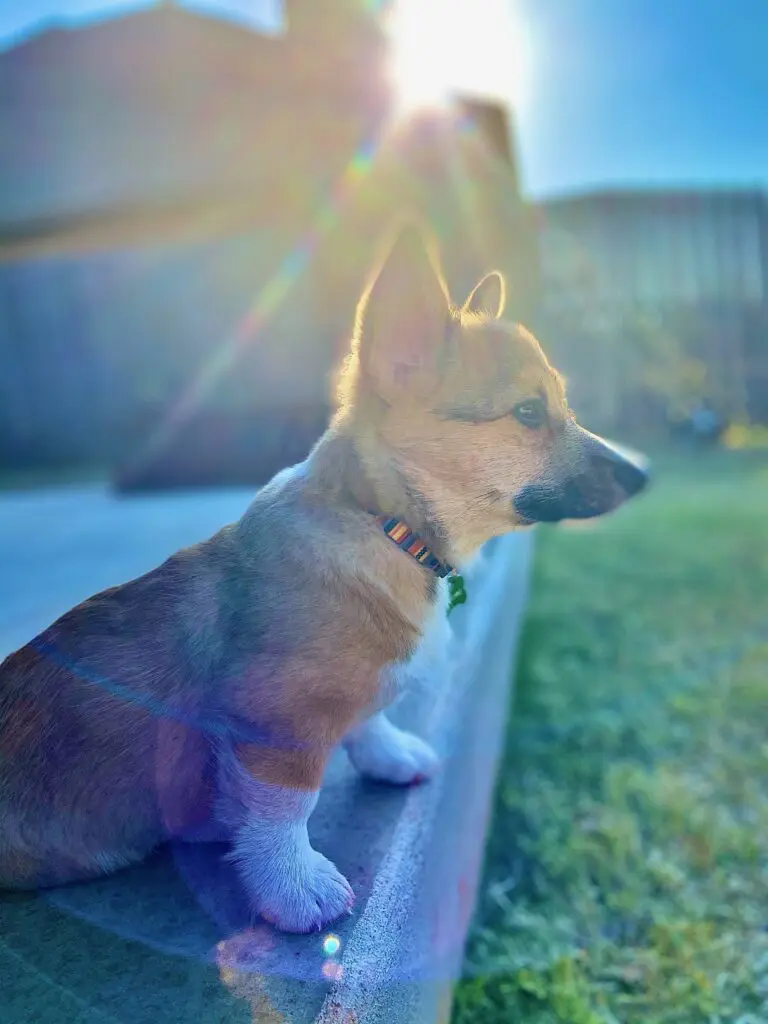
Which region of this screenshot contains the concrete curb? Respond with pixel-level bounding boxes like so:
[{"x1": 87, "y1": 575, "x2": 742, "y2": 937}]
[{"x1": 315, "y1": 533, "x2": 534, "y2": 1024}]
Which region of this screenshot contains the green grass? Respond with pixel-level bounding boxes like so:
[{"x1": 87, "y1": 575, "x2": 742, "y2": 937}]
[{"x1": 454, "y1": 450, "x2": 768, "y2": 1024}]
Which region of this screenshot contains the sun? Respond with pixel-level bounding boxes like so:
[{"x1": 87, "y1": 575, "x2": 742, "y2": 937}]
[{"x1": 385, "y1": 0, "x2": 528, "y2": 114}]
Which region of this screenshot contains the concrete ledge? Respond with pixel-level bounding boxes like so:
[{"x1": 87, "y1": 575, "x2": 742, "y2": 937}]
[
  {"x1": 0, "y1": 488, "x2": 533, "y2": 1024},
  {"x1": 313, "y1": 533, "x2": 533, "y2": 1024}
]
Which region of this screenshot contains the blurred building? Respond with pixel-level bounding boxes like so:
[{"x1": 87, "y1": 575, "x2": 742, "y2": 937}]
[
  {"x1": 536, "y1": 188, "x2": 768, "y2": 429},
  {"x1": 0, "y1": 0, "x2": 537, "y2": 485}
]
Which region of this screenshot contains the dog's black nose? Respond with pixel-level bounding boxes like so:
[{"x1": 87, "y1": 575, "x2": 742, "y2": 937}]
[{"x1": 592, "y1": 441, "x2": 650, "y2": 498}]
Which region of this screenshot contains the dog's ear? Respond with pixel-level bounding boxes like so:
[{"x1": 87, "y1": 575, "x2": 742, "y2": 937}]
[
  {"x1": 461, "y1": 271, "x2": 506, "y2": 319},
  {"x1": 354, "y1": 220, "x2": 451, "y2": 398}
]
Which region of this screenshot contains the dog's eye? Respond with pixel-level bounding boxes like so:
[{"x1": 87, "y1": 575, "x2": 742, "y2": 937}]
[{"x1": 512, "y1": 399, "x2": 547, "y2": 429}]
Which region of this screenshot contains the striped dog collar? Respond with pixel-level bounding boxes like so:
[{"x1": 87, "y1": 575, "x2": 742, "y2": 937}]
[
  {"x1": 373, "y1": 514, "x2": 456, "y2": 578},
  {"x1": 373, "y1": 514, "x2": 467, "y2": 614}
]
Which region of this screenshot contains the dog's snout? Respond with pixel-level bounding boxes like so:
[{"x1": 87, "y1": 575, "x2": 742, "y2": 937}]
[
  {"x1": 513, "y1": 433, "x2": 650, "y2": 525},
  {"x1": 513, "y1": 478, "x2": 602, "y2": 523}
]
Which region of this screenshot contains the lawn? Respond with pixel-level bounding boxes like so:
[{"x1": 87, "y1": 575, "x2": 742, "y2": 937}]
[{"x1": 454, "y1": 450, "x2": 768, "y2": 1024}]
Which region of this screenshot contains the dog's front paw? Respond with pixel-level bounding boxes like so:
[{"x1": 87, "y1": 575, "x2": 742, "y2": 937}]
[
  {"x1": 235, "y1": 836, "x2": 354, "y2": 934},
  {"x1": 345, "y1": 714, "x2": 440, "y2": 785}
]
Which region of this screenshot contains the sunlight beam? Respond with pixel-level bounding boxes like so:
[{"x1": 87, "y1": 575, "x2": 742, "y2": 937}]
[{"x1": 385, "y1": 0, "x2": 528, "y2": 115}]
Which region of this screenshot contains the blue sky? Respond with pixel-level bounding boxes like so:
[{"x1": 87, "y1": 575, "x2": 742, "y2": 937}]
[{"x1": 1, "y1": 0, "x2": 766, "y2": 197}]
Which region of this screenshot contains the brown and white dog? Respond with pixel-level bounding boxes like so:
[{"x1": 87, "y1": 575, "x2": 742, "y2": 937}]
[{"x1": 0, "y1": 223, "x2": 647, "y2": 931}]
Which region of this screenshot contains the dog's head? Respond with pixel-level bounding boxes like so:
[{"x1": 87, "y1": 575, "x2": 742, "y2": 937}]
[{"x1": 337, "y1": 222, "x2": 648, "y2": 555}]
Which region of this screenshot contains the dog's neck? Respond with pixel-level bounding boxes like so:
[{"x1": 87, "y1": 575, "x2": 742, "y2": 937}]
[{"x1": 305, "y1": 421, "x2": 454, "y2": 565}]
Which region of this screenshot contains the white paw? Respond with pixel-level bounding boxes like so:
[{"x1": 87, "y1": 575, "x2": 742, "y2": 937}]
[
  {"x1": 233, "y1": 827, "x2": 354, "y2": 934},
  {"x1": 345, "y1": 714, "x2": 440, "y2": 785}
]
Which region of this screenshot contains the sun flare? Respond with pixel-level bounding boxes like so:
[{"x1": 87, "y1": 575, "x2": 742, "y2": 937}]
[{"x1": 385, "y1": 0, "x2": 528, "y2": 114}]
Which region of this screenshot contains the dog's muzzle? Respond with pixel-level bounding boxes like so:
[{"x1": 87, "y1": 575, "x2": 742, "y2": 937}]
[{"x1": 513, "y1": 431, "x2": 650, "y2": 524}]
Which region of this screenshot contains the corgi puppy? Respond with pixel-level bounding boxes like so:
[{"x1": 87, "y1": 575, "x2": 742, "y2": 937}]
[{"x1": 0, "y1": 222, "x2": 647, "y2": 931}]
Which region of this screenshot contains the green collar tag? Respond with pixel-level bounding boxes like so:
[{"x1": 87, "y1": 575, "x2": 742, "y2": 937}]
[{"x1": 446, "y1": 573, "x2": 467, "y2": 616}]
